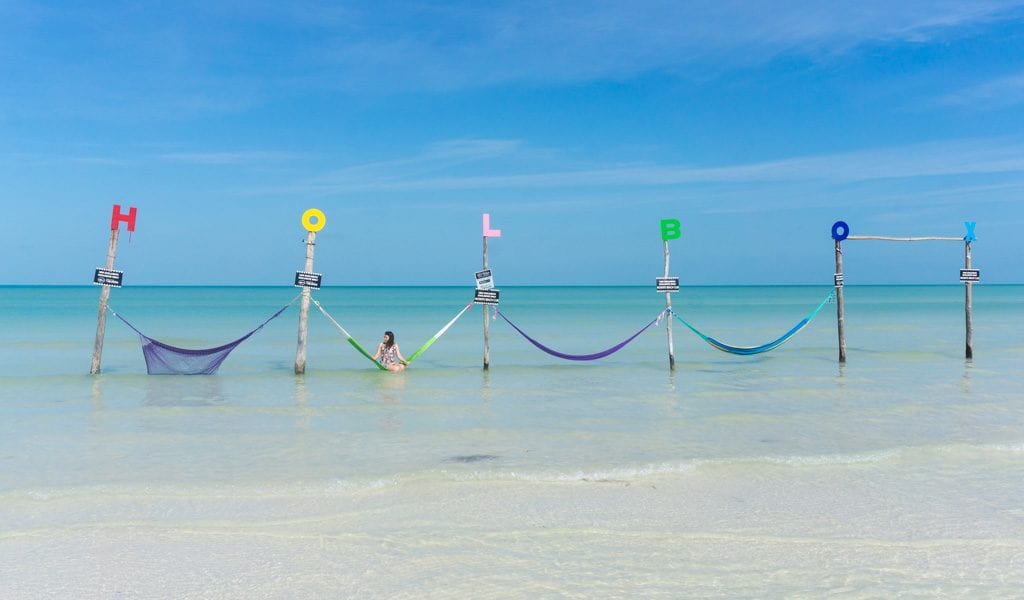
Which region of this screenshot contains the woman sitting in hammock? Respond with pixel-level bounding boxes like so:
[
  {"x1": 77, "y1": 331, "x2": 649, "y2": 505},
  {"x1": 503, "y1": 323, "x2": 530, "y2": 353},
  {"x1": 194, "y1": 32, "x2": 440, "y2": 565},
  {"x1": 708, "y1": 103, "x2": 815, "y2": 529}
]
[{"x1": 372, "y1": 331, "x2": 409, "y2": 372}]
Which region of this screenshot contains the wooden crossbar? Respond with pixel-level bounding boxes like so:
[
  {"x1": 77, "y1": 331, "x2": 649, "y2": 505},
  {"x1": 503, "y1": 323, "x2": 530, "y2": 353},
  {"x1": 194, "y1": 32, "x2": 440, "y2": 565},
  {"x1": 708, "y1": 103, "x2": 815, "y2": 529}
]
[{"x1": 846, "y1": 235, "x2": 963, "y2": 242}]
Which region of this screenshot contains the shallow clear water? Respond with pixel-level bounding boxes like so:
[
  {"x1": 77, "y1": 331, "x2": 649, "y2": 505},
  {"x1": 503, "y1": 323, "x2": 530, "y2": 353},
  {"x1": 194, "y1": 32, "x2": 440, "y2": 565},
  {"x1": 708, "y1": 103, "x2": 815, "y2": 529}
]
[{"x1": 1, "y1": 285, "x2": 1021, "y2": 598}]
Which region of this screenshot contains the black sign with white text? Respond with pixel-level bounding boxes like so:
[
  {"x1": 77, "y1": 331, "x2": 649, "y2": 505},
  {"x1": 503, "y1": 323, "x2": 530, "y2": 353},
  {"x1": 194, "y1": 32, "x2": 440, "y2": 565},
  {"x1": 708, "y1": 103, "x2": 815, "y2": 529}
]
[
  {"x1": 93, "y1": 268, "x2": 123, "y2": 287},
  {"x1": 959, "y1": 269, "x2": 980, "y2": 283},
  {"x1": 834, "y1": 273, "x2": 845, "y2": 288},
  {"x1": 294, "y1": 271, "x2": 323, "y2": 289},
  {"x1": 474, "y1": 288, "x2": 500, "y2": 305},
  {"x1": 655, "y1": 277, "x2": 680, "y2": 292}
]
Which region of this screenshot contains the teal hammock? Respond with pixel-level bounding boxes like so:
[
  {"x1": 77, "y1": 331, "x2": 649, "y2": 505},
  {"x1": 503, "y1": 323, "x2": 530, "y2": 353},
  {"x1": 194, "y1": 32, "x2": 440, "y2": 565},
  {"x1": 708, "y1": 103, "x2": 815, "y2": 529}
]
[{"x1": 672, "y1": 291, "x2": 834, "y2": 356}]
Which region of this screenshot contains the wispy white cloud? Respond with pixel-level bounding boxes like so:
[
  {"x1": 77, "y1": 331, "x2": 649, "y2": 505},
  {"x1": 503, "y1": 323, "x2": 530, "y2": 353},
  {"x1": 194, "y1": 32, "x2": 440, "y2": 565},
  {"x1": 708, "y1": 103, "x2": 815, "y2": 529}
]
[
  {"x1": 156, "y1": 150, "x2": 306, "y2": 165},
  {"x1": 306, "y1": 1, "x2": 1024, "y2": 91},
  {"x1": 5, "y1": 0, "x2": 1024, "y2": 118},
  {"x1": 281, "y1": 136, "x2": 1024, "y2": 196},
  {"x1": 312, "y1": 139, "x2": 528, "y2": 181},
  {"x1": 939, "y1": 71, "x2": 1024, "y2": 109},
  {"x1": 0, "y1": 151, "x2": 131, "y2": 167},
  {"x1": 1, "y1": 147, "x2": 305, "y2": 168}
]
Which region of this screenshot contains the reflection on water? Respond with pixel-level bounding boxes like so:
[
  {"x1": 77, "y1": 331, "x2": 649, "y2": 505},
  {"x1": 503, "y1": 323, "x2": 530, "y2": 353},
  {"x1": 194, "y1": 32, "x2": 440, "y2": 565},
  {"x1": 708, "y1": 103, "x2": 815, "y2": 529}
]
[
  {"x1": 960, "y1": 360, "x2": 974, "y2": 393},
  {"x1": 90, "y1": 376, "x2": 104, "y2": 410},
  {"x1": 143, "y1": 376, "x2": 226, "y2": 407},
  {"x1": 373, "y1": 373, "x2": 407, "y2": 431},
  {"x1": 373, "y1": 372, "x2": 408, "y2": 398},
  {"x1": 293, "y1": 374, "x2": 308, "y2": 407},
  {"x1": 293, "y1": 375, "x2": 313, "y2": 431}
]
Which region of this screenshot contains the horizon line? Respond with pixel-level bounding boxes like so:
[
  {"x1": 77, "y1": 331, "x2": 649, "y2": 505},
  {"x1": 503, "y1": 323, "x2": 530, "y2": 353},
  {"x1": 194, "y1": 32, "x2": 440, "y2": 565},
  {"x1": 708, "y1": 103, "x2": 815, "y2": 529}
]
[{"x1": 1, "y1": 283, "x2": 1018, "y2": 289}]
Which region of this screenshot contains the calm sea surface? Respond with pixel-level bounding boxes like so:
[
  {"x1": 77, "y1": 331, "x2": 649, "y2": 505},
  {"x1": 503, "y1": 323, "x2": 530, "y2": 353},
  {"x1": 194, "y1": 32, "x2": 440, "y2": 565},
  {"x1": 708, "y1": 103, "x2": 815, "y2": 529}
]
[{"x1": 1, "y1": 285, "x2": 1021, "y2": 598}]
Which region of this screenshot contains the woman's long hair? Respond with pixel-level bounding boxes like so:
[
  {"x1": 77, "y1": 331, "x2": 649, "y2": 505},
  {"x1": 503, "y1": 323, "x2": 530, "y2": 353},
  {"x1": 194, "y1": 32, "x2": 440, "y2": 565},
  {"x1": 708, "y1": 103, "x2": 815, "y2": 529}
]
[{"x1": 384, "y1": 331, "x2": 395, "y2": 348}]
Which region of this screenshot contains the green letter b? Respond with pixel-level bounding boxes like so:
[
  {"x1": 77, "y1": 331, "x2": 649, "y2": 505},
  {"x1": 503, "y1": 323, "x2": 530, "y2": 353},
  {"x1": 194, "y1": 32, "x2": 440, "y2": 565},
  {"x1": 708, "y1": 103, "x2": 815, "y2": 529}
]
[{"x1": 660, "y1": 219, "x2": 681, "y2": 241}]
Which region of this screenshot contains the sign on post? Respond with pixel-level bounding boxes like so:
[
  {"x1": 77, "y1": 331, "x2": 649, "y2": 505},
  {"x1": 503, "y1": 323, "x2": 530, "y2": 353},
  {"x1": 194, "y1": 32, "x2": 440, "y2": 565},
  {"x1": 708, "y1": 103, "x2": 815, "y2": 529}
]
[
  {"x1": 474, "y1": 289, "x2": 500, "y2": 305},
  {"x1": 655, "y1": 277, "x2": 680, "y2": 292},
  {"x1": 294, "y1": 271, "x2": 323, "y2": 289},
  {"x1": 834, "y1": 273, "x2": 845, "y2": 288},
  {"x1": 959, "y1": 269, "x2": 980, "y2": 283},
  {"x1": 93, "y1": 268, "x2": 123, "y2": 287},
  {"x1": 475, "y1": 269, "x2": 495, "y2": 290}
]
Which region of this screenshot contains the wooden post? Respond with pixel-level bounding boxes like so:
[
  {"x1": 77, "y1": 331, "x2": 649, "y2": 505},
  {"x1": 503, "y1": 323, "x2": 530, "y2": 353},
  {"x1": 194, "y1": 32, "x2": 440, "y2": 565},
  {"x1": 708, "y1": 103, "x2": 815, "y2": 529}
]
[
  {"x1": 480, "y1": 213, "x2": 501, "y2": 370},
  {"x1": 663, "y1": 239, "x2": 675, "y2": 370},
  {"x1": 964, "y1": 240, "x2": 973, "y2": 360},
  {"x1": 835, "y1": 239, "x2": 846, "y2": 363},
  {"x1": 90, "y1": 227, "x2": 120, "y2": 375},
  {"x1": 294, "y1": 229, "x2": 317, "y2": 374},
  {"x1": 483, "y1": 235, "x2": 490, "y2": 370}
]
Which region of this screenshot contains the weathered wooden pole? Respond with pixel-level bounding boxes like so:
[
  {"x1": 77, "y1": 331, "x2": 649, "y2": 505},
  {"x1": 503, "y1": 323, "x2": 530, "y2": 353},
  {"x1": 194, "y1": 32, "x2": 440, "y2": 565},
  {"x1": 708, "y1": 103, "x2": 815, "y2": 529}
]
[
  {"x1": 481, "y1": 213, "x2": 501, "y2": 370},
  {"x1": 835, "y1": 239, "x2": 847, "y2": 363},
  {"x1": 295, "y1": 209, "x2": 325, "y2": 374},
  {"x1": 663, "y1": 239, "x2": 675, "y2": 370},
  {"x1": 831, "y1": 221, "x2": 848, "y2": 363},
  {"x1": 483, "y1": 234, "x2": 490, "y2": 370},
  {"x1": 659, "y1": 219, "x2": 681, "y2": 370},
  {"x1": 90, "y1": 228, "x2": 120, "y2": 375},
  {"x1": 91, "y1": 204, "x2": 136, "y2": 375},
  {"x1": 964, "y1": 233, "x2": 974, "y2": 360}
]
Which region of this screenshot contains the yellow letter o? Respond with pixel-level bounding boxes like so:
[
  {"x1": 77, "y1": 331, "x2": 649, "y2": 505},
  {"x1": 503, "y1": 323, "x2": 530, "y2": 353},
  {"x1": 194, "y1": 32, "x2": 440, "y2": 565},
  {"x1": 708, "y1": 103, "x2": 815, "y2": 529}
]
[{"x1": 301, "y1": 208, "x2": 326, "y2": 232}]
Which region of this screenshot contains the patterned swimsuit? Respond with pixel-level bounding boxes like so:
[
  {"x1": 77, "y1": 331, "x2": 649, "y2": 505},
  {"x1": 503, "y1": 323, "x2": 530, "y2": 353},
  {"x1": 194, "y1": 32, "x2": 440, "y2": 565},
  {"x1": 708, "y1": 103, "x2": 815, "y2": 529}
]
[{"x1": 379, "y1": 344, "x2": 399, "y2": 366}]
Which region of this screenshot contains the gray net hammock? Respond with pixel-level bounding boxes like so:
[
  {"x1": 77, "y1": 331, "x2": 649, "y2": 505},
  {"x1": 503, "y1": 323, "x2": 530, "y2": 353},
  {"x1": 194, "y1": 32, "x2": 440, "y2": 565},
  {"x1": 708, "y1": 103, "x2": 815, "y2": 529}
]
[{"x1": 109, "y1": 299, "x2": 296, "y2": 374}]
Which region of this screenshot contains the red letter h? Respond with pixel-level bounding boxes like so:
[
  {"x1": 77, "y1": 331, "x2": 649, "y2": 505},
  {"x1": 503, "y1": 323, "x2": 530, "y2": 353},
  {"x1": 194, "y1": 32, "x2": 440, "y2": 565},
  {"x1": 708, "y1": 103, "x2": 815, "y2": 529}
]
[{"x1": 110, "y1": 204, "x2": 137, "y2": 232}]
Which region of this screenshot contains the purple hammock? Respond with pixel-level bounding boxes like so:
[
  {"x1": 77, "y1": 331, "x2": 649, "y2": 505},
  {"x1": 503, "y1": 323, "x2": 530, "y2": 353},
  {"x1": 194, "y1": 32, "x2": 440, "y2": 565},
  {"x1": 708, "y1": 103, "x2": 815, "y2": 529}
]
[
  {"x1": 496, "y1": 309, "x2": 666, "y2": 361},
  {"x1": 111, "y1": 302, "x2": 293, "y2": 375}
]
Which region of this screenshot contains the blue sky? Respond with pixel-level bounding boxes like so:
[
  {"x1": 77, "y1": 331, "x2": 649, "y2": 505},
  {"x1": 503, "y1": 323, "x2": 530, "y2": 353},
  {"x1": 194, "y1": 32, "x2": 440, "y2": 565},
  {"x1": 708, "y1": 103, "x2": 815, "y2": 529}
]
[{"x1": 2, "y1": 1, "x2": 1023, "y2": 286}]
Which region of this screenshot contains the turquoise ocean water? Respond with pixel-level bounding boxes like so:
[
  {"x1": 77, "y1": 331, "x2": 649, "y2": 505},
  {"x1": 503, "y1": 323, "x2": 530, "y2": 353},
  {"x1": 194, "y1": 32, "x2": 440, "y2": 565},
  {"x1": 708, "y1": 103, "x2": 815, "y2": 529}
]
[{"x1": 1, "y1": 285, "x2": 1022, "y2": 598}]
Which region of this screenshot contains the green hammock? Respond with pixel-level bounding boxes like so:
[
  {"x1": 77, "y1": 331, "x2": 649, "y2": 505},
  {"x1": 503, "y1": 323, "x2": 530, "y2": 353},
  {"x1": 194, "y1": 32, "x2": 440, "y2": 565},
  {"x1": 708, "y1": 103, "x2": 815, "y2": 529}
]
[
  {"x1": 673, "y1": 291, "x2": 834, "y2": 355},
  {"x1": 312, "y1": 298, "x2": 387, "y2": 370},
  {"x1": 313, "y1": 297, "x2": 475, "y2": 369},
  {"x1": 405, "y1": 301, "x2": 475, "y2": 364}
]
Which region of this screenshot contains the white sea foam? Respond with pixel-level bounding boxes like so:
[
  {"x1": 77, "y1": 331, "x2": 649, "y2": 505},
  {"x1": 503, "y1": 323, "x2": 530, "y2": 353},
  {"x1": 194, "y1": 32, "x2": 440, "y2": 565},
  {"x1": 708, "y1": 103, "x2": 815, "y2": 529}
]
[{"x1": 750, "y1": 448, "x2": 903, "y2": 466}]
